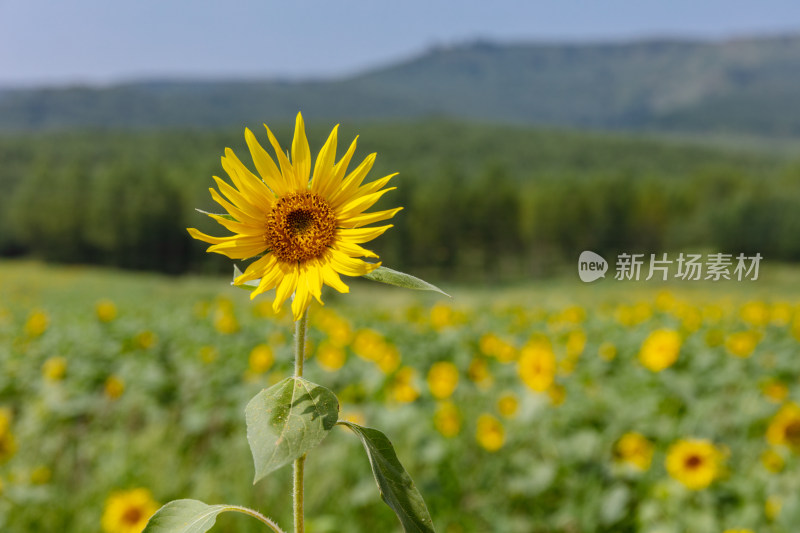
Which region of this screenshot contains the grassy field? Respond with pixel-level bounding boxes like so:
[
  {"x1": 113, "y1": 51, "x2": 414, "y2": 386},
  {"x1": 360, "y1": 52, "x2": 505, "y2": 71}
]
[{"x1": 2, "y1": 260, "x2": 800, "y2": 533}]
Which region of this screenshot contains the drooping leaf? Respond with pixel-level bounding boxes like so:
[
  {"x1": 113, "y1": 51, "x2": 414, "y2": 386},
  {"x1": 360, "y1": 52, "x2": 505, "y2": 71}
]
[
  {"x1": 246, "y1": 377, "x2": 339, "y2": 483},
  {"x1": 195, "y1": 208, "x2": 235, "y2": 221},
  {"x1": 338, "y1": 421, "x2": 436, "y2": 533},
  {"x1": 143, "y1": 499, "x2": 284, "y2": 533},
  {"x1": 232, "y1": 264, "x2": 260, "y2": 290},
  {"x1": 363, "y1": 266, "x2": 450, "y2": 297}
]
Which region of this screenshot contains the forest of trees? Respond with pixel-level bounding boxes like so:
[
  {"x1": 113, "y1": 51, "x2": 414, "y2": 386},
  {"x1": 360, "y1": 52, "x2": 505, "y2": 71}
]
[{"x1": 1, "y1": 119, "x2": 798, "y2": 281}]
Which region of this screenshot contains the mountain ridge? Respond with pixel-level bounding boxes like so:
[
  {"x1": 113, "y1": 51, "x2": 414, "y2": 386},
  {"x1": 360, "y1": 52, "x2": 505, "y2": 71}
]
[{"x1": 2, "y1": 33, "x2": 800, "y2": 135}]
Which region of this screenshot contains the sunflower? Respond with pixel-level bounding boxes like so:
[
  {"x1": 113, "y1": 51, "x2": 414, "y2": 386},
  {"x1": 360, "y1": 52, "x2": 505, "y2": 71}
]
[
  {"x1": 188, "y1": 113, "x2": 400, "y2": 321},
  {"x1": 101, "y1": 488, "x2": 159, "y2": 533},
  {"x1": 766, "y1": 402, "x2": 800, "y2": 452},
  {"x1": 665, "y1": 438, "x2": 722, "y2": 490},
  {"x1": 614, "y1": 432, "x2": 654, "y2": 471}
]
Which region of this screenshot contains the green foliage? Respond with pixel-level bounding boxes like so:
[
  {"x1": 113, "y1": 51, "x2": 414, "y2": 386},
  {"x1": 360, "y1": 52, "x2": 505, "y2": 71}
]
[
  {"x1": 363, "y1": 266, "x2": 450, "y2": 297},
  {"x1": 245, "y1": 377, "x2": 338, "y2": 482},
  {"x1": 338, "y1": 421, "x2": 436, "y2": 533},
  {"x1": 1, "y1": 120, "x2": 796, "y2": 281},
  {"x1": 144, "y1": 500, "x2": 283, "y2": 533}
]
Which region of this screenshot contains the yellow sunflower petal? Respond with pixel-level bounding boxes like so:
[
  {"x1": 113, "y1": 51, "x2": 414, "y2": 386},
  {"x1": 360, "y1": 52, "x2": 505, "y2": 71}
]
[
  {"x1": 311, "y1": 125, "x2": 338, "y2": 192},
  {"x1": 187, "y1": 227, "x2": 231, "y2": 245},
  {"x1": 264, "y1": 124, "x2": 297, "y2": 189},
  {"x1": 212, "y1": 176, "x2": 264, "y2": 221},
  {"x1": 321, "y1": 263, "x2": 350, "y2": 293},
  {"x1": 337, "y1": 187, "x2": 396, "y2": 219},
  {"x1": 329, "y1": 248, "x2": 380, "y2": 277},
  {"x1": 329, "y1": 153, "x2": 377, "y2": 208},
  {"x1": 292, "y1": 112, "x2": 311, "y2": 188},
  {"x1": 235, "y1": 254, "x2": 277, "y2": 284},
  {"x1": 244, "y1": 128, "x2": 291, "y2": 196},
  {"x1": 209, "y1": 188, "x2": 263, "y2": 226},
  {"x1": 207, "y1": 240, "x2": 267, "y2": 259},
  {"x1": 334, "y1": 240, "x2": 378, "y2": 259},
  {"x1": 340, "y1": 207, "x2": 403, "y2": 229},
  {"x1": 250, "y1": 262, "x2": 285, "y2": 299},
  {"x1": 315, "y1": 135, "x2": 358, "y2": 199},
  {"x1": 273, "y1": 265, "x2": 299, "y2": 313},
  {"x1": 338, "y1": 225, "x2": 393, "y2": 244},
  {"x1": 354, "y1": 173, "x2": 398, "y2": 197},
  {"x1": 291, "y1": 268, "x2": 313, "y2": 320},
  {"x1": 209, "y1": 213, "x2": 263, "y2": 236},
  {"x1": 221, "y1": 148, "x2": 275, "y2": 208}
]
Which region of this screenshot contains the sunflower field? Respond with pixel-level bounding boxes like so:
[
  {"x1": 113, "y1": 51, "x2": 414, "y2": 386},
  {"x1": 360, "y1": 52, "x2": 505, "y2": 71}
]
[{"x1": 2, "y1": 259, "x2": 800, "y2": 533}]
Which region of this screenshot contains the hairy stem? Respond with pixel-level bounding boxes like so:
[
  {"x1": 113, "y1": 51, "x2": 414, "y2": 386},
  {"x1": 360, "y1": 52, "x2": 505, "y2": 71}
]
[
  {"x1": 225, "y1": 505, "x2": 287, "y2": 533},
  {"x1": 293, "y1": 309, "x2": 308, "y2": 533}
]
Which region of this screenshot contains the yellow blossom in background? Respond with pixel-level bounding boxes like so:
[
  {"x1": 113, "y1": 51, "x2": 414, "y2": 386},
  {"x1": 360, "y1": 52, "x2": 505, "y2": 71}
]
[
  {"x1": 340, "y1": 410, "x2": 366, "y2": 427},
  {"x1": 101, "y1": 488, "x2": 159, "y2": 533},
  {"x1": 434, "y1": 401, "x2": 461, "y2": 437},
  {"x1": 665, "y1": 438, "x2": 722, "y2": 490},
  {"x1": 0, "y1": 409, "x2": 17, "y2": 463},
  {"x1": 766, "y1": 402, "x2": 800, "y2": 452},
  {"x1": 497, "y1": 393, "x2": 519, "y2": 418},
  {"x1": 565, "y1": 329, "x2": 586, "y2": 358},
  {"x1": 391, "y1": 367, "x2": 419, "y2": 403},
  {"x1": 479, "y1": 332, "x2": 516, "y2": 363},
  {"x1": 725, "y1": 331, "x2": 760, "y2": 358},
  {"x1": 134, "y1": 331, "x2": 157, "y2": 350},
  {"x1": 765, "y1": 495, "x2": 782, "y2": 521},
  {"x1": 614, "y1": 432, "x2": 654, "y2": 471},
  {"x1": 24, "y1": 309, "x2": 49, "y2": 337},
  {"x1": 42, "y1": 356, "x2": 67, "y2": 382},
  {"x1": 761, "y1": 448, "x2": 784, "y2": 473},
  {"x1": 248, "y1": 344, "x2": 274, "y2": 374},
  {"x1": 352, "y1": 329, "x2": 385, "y2": 361},
  {"x1": 105, "y1": 375, "x2": 125, "y2": 400},
  {"x1": 655, "y1": 290, "x2": 676, "y2": 312},
  {"x1": 30, "y1": 465, "x2": 51, "y2": 485},
  {"x1": 740, "y1": 301, "x2": 770, "y2": 327},
  {"x1": 476, "y1": 414, "x2": 505, "y2": 452},
  {"x1": 95, "y1": 299, "x2": 118, "y2": 323},
  {"x1": 723, "y1": 529, "x2": 755, "y2": 533},
  {"x1": 427, "y1": 361, "x2": 459, "y2": 399},
  {"x1": 213, "y1": 301, "x2": 240, "y2": 334},
  {"x1": 467, "y1": 357, "x2": 493, "y2": 390},
  {"x1": 761, "y1": 380, "x2": 789, "y2": 403},
  {"x1": 705, "y1": 328, "x2": 724, "y2": 347},
  {"x1": 638, "y1": 329, "x2": 681, "y2": 372},
  {"x1": 558, "y1": 305, "x2": 586, "y2": 325},
  {"x1": 598, "y1": 341, "x2": 617, "y2": 361},
  {"x1": 188, "y1": 112, "x2": 400, "y2": 321},
  {"x1": 314, "y1": 309, "x2": 352, "y2": 347},
  {"x1": 316, "y1": 342, "x2": 346, "y2": 372},
  {"x1": 547, "y1": 383, "x2": 566, "y2": 406},
  {"x1": 518, "y1": 340, "x2": 556, "y2": 392},
  {"x1": 770, "y1": 301, "x2": 793, "y2": 326},
  {"x1": 198, "y1": 345, "x2": 218, "y2": 364},
  {"x1": 430, "y1": 303, "x2": 454, "y2": 330}
]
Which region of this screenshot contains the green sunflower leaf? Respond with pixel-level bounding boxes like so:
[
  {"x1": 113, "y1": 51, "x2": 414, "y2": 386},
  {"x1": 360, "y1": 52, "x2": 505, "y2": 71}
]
[
  {"x1": 363, "y1": 266, "x2": 450, "y2": 297},
  {"x1": 337, "y1": 421, "x2": 436, "y2": 533},
  {"x1": 143, "y1": 499, "x2": 284, "y2": 533},
  {"x1": 232, "y1": 264, "x2": 260, "y2": 290},
  {"x1": 246, "y1": 377, "x2": 339, "y2": 483},
  {"x1": 195, "y1": 208, "x2": 235, "y2": 221}
]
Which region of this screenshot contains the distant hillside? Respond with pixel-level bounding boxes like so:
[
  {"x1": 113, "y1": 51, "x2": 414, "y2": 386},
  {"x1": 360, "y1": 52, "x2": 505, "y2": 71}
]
[{"x1": 2, "y1": 34, "x2": 800, "y2": 135}]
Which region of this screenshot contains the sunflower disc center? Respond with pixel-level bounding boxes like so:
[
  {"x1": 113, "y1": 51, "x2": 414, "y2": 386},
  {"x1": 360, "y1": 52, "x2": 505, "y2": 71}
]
[
  {"x1": 684, "y1": 454, "x2": 702, "y2": 469},
  {"x1": 266, "y1": 192, "x2": 337, "y2": 263}
]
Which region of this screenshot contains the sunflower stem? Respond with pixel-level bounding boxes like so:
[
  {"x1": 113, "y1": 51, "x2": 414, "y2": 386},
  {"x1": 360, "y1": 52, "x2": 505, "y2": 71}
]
[{"x1": 293, "y1": 309, "x2": 308, "y2": 533}]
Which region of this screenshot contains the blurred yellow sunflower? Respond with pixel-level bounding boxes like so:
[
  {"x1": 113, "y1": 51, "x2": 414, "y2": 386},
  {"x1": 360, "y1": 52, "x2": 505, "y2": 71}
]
[
  {"x1": 189, "y1": 112, "x2": 401, "y2": 321},
  {"x1": 638, "y1": 329, "x2": 681, "y2": 372},
  {"x1": 766, "y1": 402, "x2": 800, "y2": 452},
  {"x1": 101, "y1": 488, "x2": 159, "y2": 533},
  {"x1": 665, "y1": 438, "x2": 722, "y2": 490},
  {"x1": 614, "y1": 432, "x2": 654, "y2": 471}
]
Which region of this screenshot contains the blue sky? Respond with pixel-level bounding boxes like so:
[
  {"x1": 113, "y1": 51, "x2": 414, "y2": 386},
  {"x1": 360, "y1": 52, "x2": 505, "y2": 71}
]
[{"x1": 1, "y1": 0, "x2": 799, "y2": 87}]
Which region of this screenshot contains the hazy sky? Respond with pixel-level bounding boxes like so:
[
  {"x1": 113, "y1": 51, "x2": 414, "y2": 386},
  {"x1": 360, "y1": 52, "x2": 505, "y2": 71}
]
[{"x1": 1, "y1": 0, "x2": 799, "y2": 87}]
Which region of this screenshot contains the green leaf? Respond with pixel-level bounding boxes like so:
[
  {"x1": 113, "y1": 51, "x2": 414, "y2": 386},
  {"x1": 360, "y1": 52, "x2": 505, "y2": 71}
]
[
  {"x1": 143, "y1": 499, "x2": 285, "y2": 533},
  {"x1": 338, "y1": 421, "x2": 436, "y2": 533},
  {"x1": 195, "y1": 208, "x2": 235, "y2": 221},
  {"x1": 246, "y1": 377, "x2": 339, "y2": 483},
  {"x1": 363, "y1": 266, "x2": 450, "y2": 297},
  {"x1": 232, "y1": 264, "x2": 260, "y2": 290}
]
